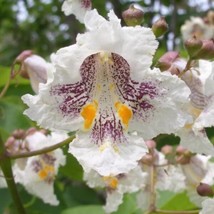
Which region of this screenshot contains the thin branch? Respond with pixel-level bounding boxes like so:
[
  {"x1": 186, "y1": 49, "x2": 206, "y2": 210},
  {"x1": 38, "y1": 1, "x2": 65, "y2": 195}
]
[
  {"x1": 9, "y1": 135, "x2": 75, "y2": 159},
  {"x1": 155, "y1": 209, "x2": 200, "y2": 214}
]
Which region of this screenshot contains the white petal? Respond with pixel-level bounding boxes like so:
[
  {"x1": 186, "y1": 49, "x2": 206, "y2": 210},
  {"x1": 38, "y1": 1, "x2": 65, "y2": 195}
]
[
  {"x1": 200, "y1": 198, "x2": 214, "y2": 214},
  {"x1": 62, "y1": 0, "x2": 91, "y2": 23},
  {"x1": 130, "y1": 69, "x2": 191, "y2": 140},
  {"x1": 104, "y1": 191, "x2": 123, "y2": 214},
  {"x1": 69, "y1": 132, "x2": 147, "y2": 176},
  {"x1": 178, "y1": 128, "x2": 214, "y2": 156}
]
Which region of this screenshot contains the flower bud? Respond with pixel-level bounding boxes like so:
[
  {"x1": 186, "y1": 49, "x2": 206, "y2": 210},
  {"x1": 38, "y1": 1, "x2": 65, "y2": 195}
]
[
  {"x1": 197, "y1": 183, "x2": 214, "y2": 197},
  {"x1": 15, "y1": 50, "x2": 33, "y2": 64},
  {"x1": 176, "y1": 146, "x2": 192, "y2": 165},
  {"x1": 20, "y1": 54, "x2": 48, "y2": 93},
  {"x1": 141, "y1": 154, "x2": 155, "y2": 165},
  {"x1": 193, "y1": 39, "x2": 214, "y2": 60},
  {"x1": 145, "y1": 140, "x2": 156, "y2": 151},
  {"x1": 184, "y1": 36, "x2": 203, "y2": 58},
  {"x1": 12, "y1": 129, "x2": 26, "y2": 139},
  {"x1": 157, "y1": 51, "x2": 179, "y2": 71},
  {"x1": 122, "y1": 5, "x2": 144, "y2": 26},
  {"x1": 152, "y1": 17, "x2": 168, "y2": 37},
  {"x1": 161, "y1": 145, "x2": 173, "y2": 155},
  {"x1": 25, "y1": 127, "x2": 38, "y2": 136}
]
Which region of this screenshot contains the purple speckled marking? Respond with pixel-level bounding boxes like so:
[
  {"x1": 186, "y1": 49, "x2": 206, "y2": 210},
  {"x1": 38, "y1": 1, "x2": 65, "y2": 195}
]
[
  {"x1": 91, "y1": 110, "x2": 126, "y2": 145},
  {"x1": 111, "y1": 53, "x2": 159, "y2": 119},
  {"x1": 81, "y1": 0, "x2": 91, "y2": 9},
  {"x1": 50, "y1": 55, "x2": 96, "y2": 118},
  {"x1": 50, "y1": 52, "x2": 162, "y2": 144}
]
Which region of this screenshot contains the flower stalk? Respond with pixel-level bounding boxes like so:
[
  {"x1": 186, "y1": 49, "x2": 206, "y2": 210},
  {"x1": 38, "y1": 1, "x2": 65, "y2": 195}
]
[
  {"x1": 0, "y1": 134, "x2": 26, "y2": 214},
  {"x1": 9, "y1": 135, "x2": 75, "y2": 159}
]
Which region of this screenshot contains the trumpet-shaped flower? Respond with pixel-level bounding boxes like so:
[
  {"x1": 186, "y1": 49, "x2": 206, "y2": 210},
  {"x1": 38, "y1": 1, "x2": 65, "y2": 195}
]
[
  {"x1": 84, "y1": 166, "x2": 147, "y2": 213},
  {"x1": 181, "y1": 17, "x2": 214, "y2": 41},
  {"x1": 22, "y1": 10, "x2": 190, "y2": 176},
  {"x1": 177, "y1": 60, "x2": 214, "y2": 155},
  {"x1": 13, "y1": 131, "x2": 67, "y2": 205}
]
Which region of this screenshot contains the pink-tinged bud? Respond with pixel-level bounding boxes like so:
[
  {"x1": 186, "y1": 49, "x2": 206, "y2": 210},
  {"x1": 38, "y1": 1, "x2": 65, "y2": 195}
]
[
  {"x1": 197, "y1": 183, "x2": 214, "y2": 197},
  {"x1": 161, "y1": 145, "x2": 173, "y2": 155},
  {"x1": 12, "y1": 129, "x2": 26, "y2": 139},
  {"x1": 145, "y1": 140, "x2": 157, "y2": 151},
  {"x1": 141, "y1": 154, "x2": 155, "y2": 165},
  {"x1": 157, "y1": 51, "x2": 179, "y2": 71},
  {"x1": 184, "y1": 36, "x2": 203, "y2": 58},
  {"x1": 122, "y1": 5, "x2": 144, "y2": 26},
  {"x1": 5, "y1": 136, "x2": 16, "y2": 148},
  {"x1": 193, "y1": 39, "x2": 214, "y2": 60},
  {"x1": 176, "y1": 146, "x2": 192, "y2": 165},
  {"x1": 15, "y1": 50, "x2": 33, "y2": 64},
  {"x1": 25, "y1": 127, "x2": 38, "y2": 136},
  {"x1": 21, "y1": 55, "x2": 48, "y2": 93},
  {"x1": 152, "y1": 17, "x2": 168, "y2": 37}
]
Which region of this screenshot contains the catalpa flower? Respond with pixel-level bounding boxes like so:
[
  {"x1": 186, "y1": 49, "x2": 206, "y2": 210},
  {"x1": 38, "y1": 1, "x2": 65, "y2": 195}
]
[
  {"x1": 13, "y1": 131, "x2": 66, "y2": 205},
  {"x1": 84, "y1": 166, "x2": 147, "y2": 213},
  {"x1": 22, "y1": 10, "x2": 190, "y2": 176},
  {"x1": 177, "y1": 60, "x2": 214, "y2": 155}
]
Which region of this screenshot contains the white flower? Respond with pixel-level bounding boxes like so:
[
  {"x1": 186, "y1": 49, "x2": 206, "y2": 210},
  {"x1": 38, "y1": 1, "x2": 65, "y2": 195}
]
[
  {"x1": 181, "y1": 17, "x2": 214, "y2": 41},
  {"x1": 13, "y1": 132, "x2": 67, "y2": 205},
  {"x1": 62, "y1": 0, "x2": 91, "y2": 23},
  {"x1": 177, "y1": 60, "x2": 214, "y2": 155},
  {"x1": 137, "y1": 151, "x2": 186, "y2": 211},
  {"x1": 84, "y1": 166, "x2": 147, "y2": 213},
  {"x1": 200, "y1": 198, "x2": 214, "y2": 214},
  {"x1": 180, "y1": 154, "x2": 214, "y2": 206},
  {"x1": 22, "y1": 10, "x2": 190, "y2": 176}
]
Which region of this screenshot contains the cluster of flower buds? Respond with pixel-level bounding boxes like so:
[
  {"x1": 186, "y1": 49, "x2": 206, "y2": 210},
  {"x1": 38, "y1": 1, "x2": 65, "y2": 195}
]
[
  {"x1": 5, "y1": 128, "x2": 47, "y2": 155},
  {"x1": 185, "y1": 37, "x2": 214, "y2": 60}
]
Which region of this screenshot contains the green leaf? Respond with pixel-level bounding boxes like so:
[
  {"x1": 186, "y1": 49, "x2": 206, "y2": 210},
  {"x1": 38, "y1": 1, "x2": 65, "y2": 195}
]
[
  {"x1": 61, "y1": 205, "x2": 105, "y2": 214},
  {"x1": 59, "y1": 152, "x2": 83, "y2": 181},
  {"x1": 160, "y1": 191, "x2": 197, "y2": 210},
  {"x1": 113, "y1": 194, "x2": 137, "y2": 214},
  {"x1": 0, "y1": 96, "x2": 33, "y2": 132}
]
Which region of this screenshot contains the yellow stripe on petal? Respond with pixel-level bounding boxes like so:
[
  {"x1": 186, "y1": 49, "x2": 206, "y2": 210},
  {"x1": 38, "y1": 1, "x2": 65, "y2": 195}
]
[
  {"x1": 81, "y1": 101, "x2": 98, "y2": 130},
  {"x1": 115, "y1": 102, "x2": 132, "y2": 129},
  {"x1": 103, "y1": 176, "x2": 118, "y2": 190},
  {"x1": 38, "y1": 165, "x2": 55, "y2": 180}
]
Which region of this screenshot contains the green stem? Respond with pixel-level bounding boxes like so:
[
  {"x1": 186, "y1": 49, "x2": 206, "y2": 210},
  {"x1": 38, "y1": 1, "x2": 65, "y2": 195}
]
[
  {"x1": 9, "y1": 135, "x2": 75, "y2": 159},
  {"x1": 155, "y1": 209, "x2": 199, "y2": 214},
  {"x1": 0, "y1": 134, "x2": 26, "y2": 214},
  {"x1": 178, "y1": 58, "x2": 193, "y2": 77}
]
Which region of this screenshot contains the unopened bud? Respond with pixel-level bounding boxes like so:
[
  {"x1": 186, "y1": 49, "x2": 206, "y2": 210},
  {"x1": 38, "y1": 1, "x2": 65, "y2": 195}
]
[
  {"x1": 141, "y1": 154, "x2": 155, "y2": 165},
  {"x1": 20, "y1": 55, "x2": 48, "y2": 93},
  {"x1": 5, "y1": 136, "x2": 16, "y2": 148},
  {"x1": 184, "y1": 36, "x2": 203, "y2": 58},
  {"x1": 25, "y1": 127, "x2": 37, "y2": 136},
  {"x1": 176, "y1": 146, "x2": 191, "y2": 165},
  {"x1": 157, "y1": 51, "x2": 179, "y2": 71},
  {"x1": 193, "y1": 39, "x2": 214, "y2": 60},
  {"x1": 152, "y1": 17, "x2": 168, "y2": 37},
  {"x1": 197, "y1": 183, "x2": 214, "y2": 197},
  {"x1": 145, "y1": 140, "x2": 156, "y2": 151},
  {"x1": 12, "y1": 129, "x2": 26, "y2": 139},
  {"x1": 122, "y1": 5, "x2": 144, "y2": 26},
  {"x1": 161, "y1": 145, "x2": 173, "y2": 155},
  {"x1": 15, "y1": 50, "x2": 33, "y2": 64}
]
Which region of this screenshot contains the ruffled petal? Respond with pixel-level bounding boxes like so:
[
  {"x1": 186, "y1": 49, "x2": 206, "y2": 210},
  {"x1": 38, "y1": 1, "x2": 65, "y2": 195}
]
[{"x1": 69, "y1": 132, "x2": 147, "y2": 176}]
